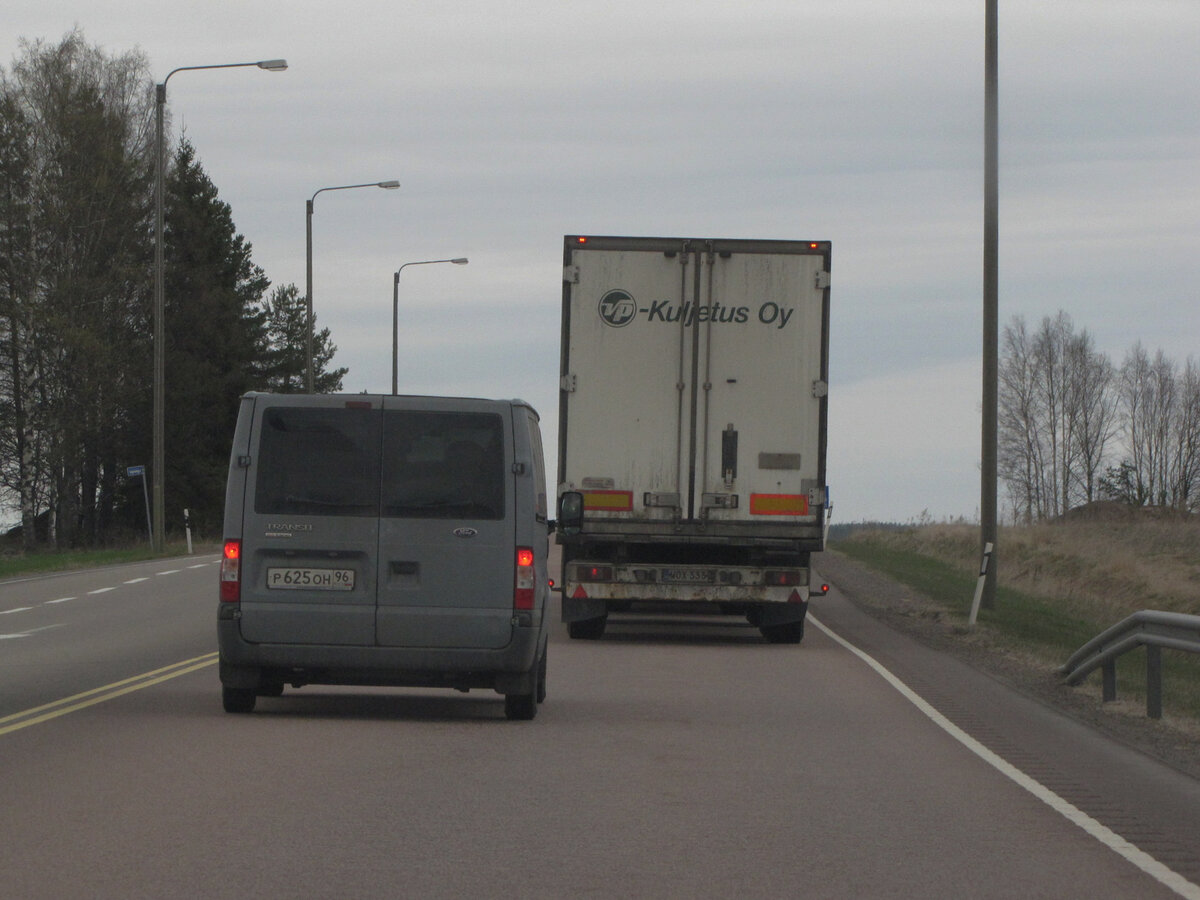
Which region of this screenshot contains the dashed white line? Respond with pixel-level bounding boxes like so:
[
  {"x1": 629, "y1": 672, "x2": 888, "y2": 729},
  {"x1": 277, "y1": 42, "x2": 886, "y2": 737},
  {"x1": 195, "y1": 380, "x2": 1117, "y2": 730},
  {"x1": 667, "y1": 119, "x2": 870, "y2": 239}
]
[
  {"x1": 1, "y1": 607, "x2": 33, "y2": 615},
  {"x1": 156, "y1": 570, "x2": 181, "y2": 576},
  {"x1": 87, "y1": 587, "x2": 115, "y2": 595},
  {"x1": 124, "y1": 577, "x2": 149, "y2": 584},
  {"x1": 45, "y1": 598, "x2": 74, "y2": 605}
]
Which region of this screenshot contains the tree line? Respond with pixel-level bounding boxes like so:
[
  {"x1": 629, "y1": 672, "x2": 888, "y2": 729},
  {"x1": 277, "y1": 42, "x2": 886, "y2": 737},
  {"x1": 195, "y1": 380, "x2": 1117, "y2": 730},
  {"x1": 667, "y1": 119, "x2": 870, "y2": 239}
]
[
  {"x1": 0, "y1": 32, "x2": 345, "y2": 549},
  {"x1": 1000, "y1": 311, "x2": 1199, "y2": 522}
]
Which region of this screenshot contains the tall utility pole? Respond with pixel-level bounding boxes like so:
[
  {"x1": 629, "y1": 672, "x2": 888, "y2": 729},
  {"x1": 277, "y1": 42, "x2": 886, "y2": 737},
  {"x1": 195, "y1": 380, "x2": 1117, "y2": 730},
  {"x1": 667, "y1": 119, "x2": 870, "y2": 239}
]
[{"x1": 981, "y1": 0, "x2": 999, "y2": 608}]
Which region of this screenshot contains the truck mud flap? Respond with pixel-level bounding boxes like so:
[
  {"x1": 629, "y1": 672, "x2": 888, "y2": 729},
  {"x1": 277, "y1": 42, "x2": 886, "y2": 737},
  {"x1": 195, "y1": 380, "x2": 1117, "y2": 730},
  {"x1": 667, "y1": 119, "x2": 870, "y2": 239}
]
[{"x1": 562, "y1": 593, "x2": 608, "y2": 623}]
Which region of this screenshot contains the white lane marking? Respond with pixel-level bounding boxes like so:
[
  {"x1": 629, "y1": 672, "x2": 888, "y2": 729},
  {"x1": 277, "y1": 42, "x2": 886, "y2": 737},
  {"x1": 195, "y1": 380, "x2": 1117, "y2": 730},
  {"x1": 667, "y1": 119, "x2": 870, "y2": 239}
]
[
  {"x1": 46, "y1": 597, "x2": 75, "y2": 604},
  {"x1": 125, "y1": 577, "x2": 149, "y2": 584},
  {"x1": 187, "y1": 564, "x2": 210, "y2": 569},
  {"x1": 156, "y1": 570, "x2": 181, "y2": 576},
  {"x1": 809, "y1": 614, "x2": 1200, "y2": 900},
  {"x1": 1, "y1": 607, "x2": 33, "y2": 615},
  {"x1": 87, "y1": 587, "x2": 115, "y2": 595},
  {"x1": 0, "y1": 624, "x2": 63, "y2": 640}
]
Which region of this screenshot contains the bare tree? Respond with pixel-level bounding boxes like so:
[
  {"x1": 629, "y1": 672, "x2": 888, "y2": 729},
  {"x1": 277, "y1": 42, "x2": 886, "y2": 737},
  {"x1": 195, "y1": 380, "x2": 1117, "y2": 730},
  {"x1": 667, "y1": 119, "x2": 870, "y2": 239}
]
[{"x1": 999, "y1": 311, "x2": 1116, "y2": 521}]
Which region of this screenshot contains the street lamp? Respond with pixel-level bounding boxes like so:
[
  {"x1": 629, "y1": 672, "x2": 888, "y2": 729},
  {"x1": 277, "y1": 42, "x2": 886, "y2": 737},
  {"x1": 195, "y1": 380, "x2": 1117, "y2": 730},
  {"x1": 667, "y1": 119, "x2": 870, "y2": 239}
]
[
  {"x1": 392, "y1": 258, "x2": 469, "y2": 395},
  {"x1": 154, "y1": 58, "x2": 287, "y2": 553},
  {"x1": 305, "y1": 181, "x2": 401, "y2": 392}
]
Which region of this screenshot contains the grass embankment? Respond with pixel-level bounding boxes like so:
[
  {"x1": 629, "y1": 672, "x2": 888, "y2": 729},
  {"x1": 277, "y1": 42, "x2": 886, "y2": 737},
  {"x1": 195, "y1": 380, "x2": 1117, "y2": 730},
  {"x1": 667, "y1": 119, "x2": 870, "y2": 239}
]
[
  {"x1": 833, "y1": 517, "x2": 1200, "y2": 723},
  {"x1": 0, "y1": 541, "x2": 215, "y2": 580}
]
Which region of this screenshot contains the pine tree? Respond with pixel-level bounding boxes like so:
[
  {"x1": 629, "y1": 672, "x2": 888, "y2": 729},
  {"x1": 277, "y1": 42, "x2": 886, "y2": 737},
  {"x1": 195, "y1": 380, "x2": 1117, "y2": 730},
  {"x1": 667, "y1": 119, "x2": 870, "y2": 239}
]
[
  {"x1": 162, "y1": 139, "x2": 268, "y2": 535},
  {"x1": 259, "y1": 283, "x2": 347, "y2": 393}
]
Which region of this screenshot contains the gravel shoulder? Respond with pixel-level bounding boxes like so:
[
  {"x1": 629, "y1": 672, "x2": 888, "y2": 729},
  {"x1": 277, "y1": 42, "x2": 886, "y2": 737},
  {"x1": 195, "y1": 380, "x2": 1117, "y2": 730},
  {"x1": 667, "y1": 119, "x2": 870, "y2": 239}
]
[{"x1": 815, "y1": 548, "x2": 1200, "y2": 782}]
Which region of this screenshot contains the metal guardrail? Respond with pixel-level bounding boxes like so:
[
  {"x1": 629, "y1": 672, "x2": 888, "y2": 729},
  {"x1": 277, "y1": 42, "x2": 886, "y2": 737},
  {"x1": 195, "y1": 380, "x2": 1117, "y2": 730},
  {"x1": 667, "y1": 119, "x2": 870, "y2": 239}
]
[{"x1": 1060, "y1": 610, "x2": 1200, "y2": 719}]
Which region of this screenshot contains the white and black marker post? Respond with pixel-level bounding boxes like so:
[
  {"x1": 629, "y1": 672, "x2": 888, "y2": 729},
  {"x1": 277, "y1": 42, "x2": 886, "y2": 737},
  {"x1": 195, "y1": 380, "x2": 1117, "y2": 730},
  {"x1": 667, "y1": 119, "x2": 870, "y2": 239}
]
[
  {"x1": 968, "y1": 542, "x2": 994, "y2": 627},
  {"x1": 184, "y1": 508, "x2": 193, "y2": 555}
]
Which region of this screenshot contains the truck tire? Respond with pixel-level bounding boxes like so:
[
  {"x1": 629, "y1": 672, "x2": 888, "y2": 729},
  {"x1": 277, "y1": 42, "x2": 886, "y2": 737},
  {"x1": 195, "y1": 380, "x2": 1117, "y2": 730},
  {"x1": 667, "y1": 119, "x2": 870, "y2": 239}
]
[
  {"x1": 567, "y1": 615, "x2": 607, "y2": 640},
  {"x1": 222, "y1": 685, "x2": 257, "y2": 713},
  {"x1": 760, "y1": 620, "x2": 805, "y2": 644}
]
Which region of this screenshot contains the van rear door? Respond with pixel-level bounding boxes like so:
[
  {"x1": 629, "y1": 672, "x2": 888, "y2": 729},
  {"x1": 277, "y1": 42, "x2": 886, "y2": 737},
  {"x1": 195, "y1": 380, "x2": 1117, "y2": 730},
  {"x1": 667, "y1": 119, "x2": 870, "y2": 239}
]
[
  {"x1": 375, "y1": 398, "x2": 515, "y2": 650},
  {"x1": 237, "y1": 396, "x2": 380, "y2": 646}
]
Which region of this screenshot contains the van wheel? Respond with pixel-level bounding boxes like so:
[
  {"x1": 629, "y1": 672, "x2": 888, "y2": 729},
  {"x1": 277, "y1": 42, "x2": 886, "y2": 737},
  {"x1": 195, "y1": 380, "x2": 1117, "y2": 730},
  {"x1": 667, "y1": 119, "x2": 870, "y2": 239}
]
[
  {"x1": 536, "y1": 646, "x2": 548, "y2": 704},
  {"x1": 760, "y1": 621, "x2": 805, "y2": 644},
  {"x1": 567, "y1": 615, "x2": 607, "y2": 640},
  {"x1": 505, "y1": 689, "x2": 537, "y2": 721},
  {"x1": 222, "y1": 686, "x2": 257, "y2": 713}
]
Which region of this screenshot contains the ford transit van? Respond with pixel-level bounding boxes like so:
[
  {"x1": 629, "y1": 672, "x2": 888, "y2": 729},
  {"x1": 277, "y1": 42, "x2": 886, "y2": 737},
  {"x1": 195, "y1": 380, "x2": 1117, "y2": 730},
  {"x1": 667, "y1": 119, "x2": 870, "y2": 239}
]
[{"x1": 217, "y1": 393, "x2": 550, "y2": 720}]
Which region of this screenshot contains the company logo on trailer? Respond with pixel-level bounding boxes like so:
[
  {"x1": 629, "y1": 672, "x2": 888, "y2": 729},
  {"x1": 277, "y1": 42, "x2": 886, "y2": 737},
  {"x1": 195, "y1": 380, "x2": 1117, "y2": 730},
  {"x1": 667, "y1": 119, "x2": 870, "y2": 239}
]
[
  {"x1": 598, "y1": 289, "x2": 638, "y2": 327},
  {"x1": 596, "y1": 288, "x2": 797, "y2": 330}
]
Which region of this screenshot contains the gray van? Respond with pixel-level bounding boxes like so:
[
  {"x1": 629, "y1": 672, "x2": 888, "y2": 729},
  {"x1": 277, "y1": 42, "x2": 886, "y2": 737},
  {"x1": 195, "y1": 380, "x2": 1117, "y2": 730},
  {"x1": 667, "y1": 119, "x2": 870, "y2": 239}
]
[{"x1": 217, "y1": 392, "x2": 551, "y2": 720}]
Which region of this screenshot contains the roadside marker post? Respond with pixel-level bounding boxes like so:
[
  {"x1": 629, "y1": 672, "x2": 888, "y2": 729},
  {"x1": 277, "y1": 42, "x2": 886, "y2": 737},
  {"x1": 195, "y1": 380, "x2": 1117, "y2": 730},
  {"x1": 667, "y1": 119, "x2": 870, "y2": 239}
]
[{"x1": 969, "y1": 542, "x2": 994, "y2": 627}]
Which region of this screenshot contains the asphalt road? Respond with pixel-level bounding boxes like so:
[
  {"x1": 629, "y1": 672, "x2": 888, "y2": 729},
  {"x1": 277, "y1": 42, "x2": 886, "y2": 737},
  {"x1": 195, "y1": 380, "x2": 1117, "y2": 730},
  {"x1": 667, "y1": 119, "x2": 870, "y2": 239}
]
[{"x1": 1, "y1": 551, "x2": 1198, "y2": 899}]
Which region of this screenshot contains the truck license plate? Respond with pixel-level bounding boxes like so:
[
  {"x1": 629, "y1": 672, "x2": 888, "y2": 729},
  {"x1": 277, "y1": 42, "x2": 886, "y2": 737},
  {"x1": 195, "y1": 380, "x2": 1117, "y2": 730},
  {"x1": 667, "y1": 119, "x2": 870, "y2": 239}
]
[
  {"x1": 660, "y1": 568, "x2": 714, "y2": 585},
  {"x1": 266, "y1": 567, "x2": 356, "y2": 591}
]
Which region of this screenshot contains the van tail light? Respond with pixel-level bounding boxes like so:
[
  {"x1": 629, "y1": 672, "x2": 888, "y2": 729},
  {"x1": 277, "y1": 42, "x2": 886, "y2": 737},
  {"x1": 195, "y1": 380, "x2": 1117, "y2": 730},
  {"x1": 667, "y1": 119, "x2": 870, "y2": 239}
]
[
  {"x1": 514, "y1": 547, "x2": 535, "y2": 610},
  {"x1": 220, "y1": 539, "x2": 242, "y2": 602}
]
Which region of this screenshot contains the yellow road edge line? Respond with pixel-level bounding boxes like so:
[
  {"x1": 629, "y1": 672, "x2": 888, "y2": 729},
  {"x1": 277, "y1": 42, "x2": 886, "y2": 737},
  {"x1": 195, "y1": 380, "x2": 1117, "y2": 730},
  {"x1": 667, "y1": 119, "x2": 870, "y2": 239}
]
[{"x1": 0, "y1": 653, "x2": 219, "y2": 735}]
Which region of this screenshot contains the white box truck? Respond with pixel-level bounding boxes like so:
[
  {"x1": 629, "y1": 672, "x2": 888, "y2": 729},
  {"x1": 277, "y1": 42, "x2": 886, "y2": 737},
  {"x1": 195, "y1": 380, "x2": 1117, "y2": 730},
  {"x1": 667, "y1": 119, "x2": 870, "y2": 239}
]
[{"x1": 556, "y1": 235, "x2": 830, "y2": 643}]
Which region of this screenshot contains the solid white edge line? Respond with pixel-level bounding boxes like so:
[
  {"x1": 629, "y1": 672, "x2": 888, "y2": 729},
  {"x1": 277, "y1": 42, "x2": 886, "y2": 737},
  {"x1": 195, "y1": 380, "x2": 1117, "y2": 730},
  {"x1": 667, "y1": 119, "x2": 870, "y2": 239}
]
[{"x1": 808, "y1": 613, "x2": 1200, "y2": 900}]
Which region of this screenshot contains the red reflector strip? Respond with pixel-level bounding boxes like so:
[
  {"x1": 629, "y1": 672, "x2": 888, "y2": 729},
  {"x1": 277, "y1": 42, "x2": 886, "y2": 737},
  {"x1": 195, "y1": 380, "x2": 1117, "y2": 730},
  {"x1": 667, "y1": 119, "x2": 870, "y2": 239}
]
[
  {"x1": 582, "y1": 490, "x2": 633, "y2": 512},
  {"x1": 749, "y1": 493, "x2": 808, "y2": 516}
]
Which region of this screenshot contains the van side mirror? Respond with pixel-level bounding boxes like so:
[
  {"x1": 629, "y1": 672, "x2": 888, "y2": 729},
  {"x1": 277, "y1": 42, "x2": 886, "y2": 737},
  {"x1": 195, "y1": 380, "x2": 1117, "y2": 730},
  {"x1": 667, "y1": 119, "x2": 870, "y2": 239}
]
[{"x1": 557, "y1": 491, "x2": 584, "y2": 536}]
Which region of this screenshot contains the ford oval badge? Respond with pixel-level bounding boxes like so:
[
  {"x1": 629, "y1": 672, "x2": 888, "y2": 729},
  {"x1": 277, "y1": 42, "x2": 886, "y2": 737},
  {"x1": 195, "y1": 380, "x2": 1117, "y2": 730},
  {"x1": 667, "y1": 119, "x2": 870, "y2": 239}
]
[{"x1": 453, "y1": 527, "x2": 478, "y2": 538}]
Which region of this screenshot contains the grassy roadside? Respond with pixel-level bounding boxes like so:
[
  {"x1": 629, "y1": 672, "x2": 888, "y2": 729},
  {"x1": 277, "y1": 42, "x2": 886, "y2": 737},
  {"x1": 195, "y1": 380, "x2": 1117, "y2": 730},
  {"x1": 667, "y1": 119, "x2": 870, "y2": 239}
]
[
  {"x1": 0, "y1": 541, "x2": 219, "y2": 580},
  {"x1": 832, "y1": 518, "x2": 1200, "y2": 725}
]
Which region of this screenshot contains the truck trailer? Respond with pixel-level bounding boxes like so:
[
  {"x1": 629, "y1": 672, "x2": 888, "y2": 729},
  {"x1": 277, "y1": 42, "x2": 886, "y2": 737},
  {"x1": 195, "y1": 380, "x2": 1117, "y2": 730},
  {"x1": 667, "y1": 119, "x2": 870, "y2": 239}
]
[{"x1": 556, "y1": 235, "x2": 830, "y2": 643}]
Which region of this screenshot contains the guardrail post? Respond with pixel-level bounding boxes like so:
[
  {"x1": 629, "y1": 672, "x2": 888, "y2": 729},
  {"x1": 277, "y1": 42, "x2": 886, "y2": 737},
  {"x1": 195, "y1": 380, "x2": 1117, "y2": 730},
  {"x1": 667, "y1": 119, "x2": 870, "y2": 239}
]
[
  {"x1": 1146, "y1": 645, "x2": 1162, "y2": 720},
  {"x1": 1102, "y1": 661, "x2": 1116, "y2": 702}
]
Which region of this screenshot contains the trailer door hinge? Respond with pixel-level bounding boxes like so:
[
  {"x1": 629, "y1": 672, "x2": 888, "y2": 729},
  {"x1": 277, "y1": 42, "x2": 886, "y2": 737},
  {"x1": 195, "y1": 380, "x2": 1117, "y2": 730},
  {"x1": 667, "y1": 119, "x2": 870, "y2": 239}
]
[
  {"x1": 563, "y1": 265, "x2": 580, "y2": 284},
  {"x1": 816, "y1": 270, "x2": 831, "y2": 289},
  {"x1": 561, "y1": 373, "x2": 577, "y2": 392}
]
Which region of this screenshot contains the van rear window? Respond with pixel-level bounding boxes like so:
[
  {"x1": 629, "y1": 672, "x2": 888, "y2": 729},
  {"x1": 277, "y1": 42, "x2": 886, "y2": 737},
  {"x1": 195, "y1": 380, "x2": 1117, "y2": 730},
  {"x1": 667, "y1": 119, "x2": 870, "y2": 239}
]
[
  {"x1": 254, "y1": 407, "x2": 381, "y2": 516},
  {"x1": 382, "y1": 411, "x2": 505, "y2": 520},
  {"x1": 253, "y1": 406, "x2": 505, "y2": 520}
]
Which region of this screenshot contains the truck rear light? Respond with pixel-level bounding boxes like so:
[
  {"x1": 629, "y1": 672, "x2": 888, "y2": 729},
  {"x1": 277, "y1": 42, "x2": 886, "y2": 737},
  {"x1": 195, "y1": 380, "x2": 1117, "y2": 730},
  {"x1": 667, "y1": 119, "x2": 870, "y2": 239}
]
[
  {"x1": 220, "y1": 539, "x2": 241, "y2": 602},
  {"x1": 573, "y1": 564, "x2": 613, "y2": 583},
  {"x1": 514, "y1": 547, "x2": 535, "y2": 610},
  {"x1": 764, "y1": 569, "x2": 801, "y2": 587}
]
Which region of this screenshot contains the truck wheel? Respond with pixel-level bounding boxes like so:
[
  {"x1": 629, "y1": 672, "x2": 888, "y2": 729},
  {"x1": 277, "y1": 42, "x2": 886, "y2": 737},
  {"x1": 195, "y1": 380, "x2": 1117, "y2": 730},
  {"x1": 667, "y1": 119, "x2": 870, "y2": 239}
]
[
  {"x1": 760, "y1": 621, "x2": 805, "y2": 644},
  {"x1": 222, "y1": 686, "x2": 257, "y2": 713},
  {"x1": 567, "y1": 615, "x2": 607, "y2": 640}
]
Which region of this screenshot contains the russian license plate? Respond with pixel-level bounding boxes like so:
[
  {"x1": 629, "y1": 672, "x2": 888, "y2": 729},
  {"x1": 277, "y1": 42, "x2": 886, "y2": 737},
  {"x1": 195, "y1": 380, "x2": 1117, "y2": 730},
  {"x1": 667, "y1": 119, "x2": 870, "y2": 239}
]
[
  {"x1": 660, "y1": 567, "x2": 714, "y2": 585},
  {"x1": 266, "y1": 567, "x2": 356, "y2": 591}
]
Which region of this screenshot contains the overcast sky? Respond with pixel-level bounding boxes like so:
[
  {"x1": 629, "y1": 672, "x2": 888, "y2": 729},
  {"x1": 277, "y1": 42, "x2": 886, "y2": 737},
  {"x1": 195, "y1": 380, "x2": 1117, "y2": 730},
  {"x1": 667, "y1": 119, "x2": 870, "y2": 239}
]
[{"x1": 6, "y1": 1, "x2": 1198, "y2": 524}]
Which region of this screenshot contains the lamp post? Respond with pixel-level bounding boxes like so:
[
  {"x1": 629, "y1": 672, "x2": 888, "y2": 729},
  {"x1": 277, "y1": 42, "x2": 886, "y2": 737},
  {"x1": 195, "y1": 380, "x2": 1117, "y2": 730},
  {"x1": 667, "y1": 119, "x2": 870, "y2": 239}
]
[
  {"x1": 154, "y1": 58, "x2": 286, "y2": 553},
  {"x1": 305, "y1": 181, "x2": 400, "y2": 392},
  {"x1": 392, "y1": 258, "x2": 469, "y2": 395}
]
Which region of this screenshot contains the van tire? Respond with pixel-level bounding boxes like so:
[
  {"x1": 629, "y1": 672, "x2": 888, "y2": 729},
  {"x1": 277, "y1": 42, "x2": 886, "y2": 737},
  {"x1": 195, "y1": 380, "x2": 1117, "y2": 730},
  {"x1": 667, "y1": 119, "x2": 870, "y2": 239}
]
[
  {"x1": 536, "y1": 645, "x2": 548, "y2": 703},
  {"x1": 568, "y1": 615, "x2": 607, "y2": 640},
  {"x1": 222, "y1": 686, "x2": 257, "y2": 713},
  {"x1": 505, "y1": 689, "x2": 537, "y2": 721}
]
